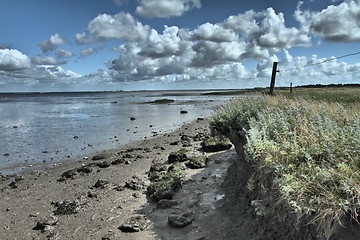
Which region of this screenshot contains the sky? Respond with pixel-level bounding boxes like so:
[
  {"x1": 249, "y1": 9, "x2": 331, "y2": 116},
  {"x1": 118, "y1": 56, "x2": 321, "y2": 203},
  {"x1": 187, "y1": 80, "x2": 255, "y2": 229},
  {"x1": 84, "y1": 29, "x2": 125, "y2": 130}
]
[{"x1": 0, "y1": 0, "x2": 359, "y2": 92}]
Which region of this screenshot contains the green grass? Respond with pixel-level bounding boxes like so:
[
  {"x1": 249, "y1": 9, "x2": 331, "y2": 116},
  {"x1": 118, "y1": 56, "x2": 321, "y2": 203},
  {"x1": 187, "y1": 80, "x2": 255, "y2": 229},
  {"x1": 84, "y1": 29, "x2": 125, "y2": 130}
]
[
  {"x1": 210, "y1": 94, "x2": 360, "y2": 235},
  {"x1": 276, "y1": 87, "x2": 360, "y2": 105},
  {"x1": 201, "y1": 88, "x2": 264, "y2": 96}
]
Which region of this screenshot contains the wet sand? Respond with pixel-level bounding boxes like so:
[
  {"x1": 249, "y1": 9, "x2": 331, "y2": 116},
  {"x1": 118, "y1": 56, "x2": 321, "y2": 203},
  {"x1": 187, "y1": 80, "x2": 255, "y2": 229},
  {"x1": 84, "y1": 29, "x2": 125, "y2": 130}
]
[{"x1": 0, "y1": 118, "x2": 237, "y2": 240}]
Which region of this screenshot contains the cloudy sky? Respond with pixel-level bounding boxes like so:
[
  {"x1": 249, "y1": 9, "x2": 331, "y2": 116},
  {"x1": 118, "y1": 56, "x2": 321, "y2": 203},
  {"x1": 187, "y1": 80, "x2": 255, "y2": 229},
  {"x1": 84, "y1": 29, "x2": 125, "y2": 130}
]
[{"x1": 0, "y1": 0, "x2": 359, "y2": 92}]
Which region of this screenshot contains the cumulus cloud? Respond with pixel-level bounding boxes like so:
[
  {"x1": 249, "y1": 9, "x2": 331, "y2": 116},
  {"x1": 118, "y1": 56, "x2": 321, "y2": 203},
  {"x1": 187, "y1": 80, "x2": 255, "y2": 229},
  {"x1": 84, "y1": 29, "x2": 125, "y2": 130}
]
[
  {"x1": 32, "y1": 55, "x2": 66, "y2": 65},
  {"x1": 80, "y1": 47, "x2": 97, "y2": 57},
  {"x1": 308, "y1": 0, "x2": 360, "y2": 42},
  {"x1": 86, "y1": 12, "x2": 151, "y2": 42},
  {"x1": 189, "y1": 22, "x2": 239, "y2": 42},
  {"x1": 38, "y1": 34, "x2": 69, "y2": 53},
  {"x1": 0, "y1": 49, "x2": 32, "y2": 71},
  {"x1": 223, "y1": 8, "x2": 311, "y2": 50},
  {"x1": 139, "y1": 26, "x2": 190, "y2": 58},
  {"x1": 222, "y1": 10, "x2": 262, "y2": 37},
  {"x1": 190, "y1": 40, "x2": 246, "y2": 67},
  {"x1": 136, "y1": 0, "x2": 201, "y2": 18},
  {"x1": 56, "y1": 49, "x2": 75, "y2": 58},
  {"x1": 79, "y1": 44, "x2": 106, "y2": 57},
  {"x1": 75, "y1": 32, "x2": 99, "y2": 45}
]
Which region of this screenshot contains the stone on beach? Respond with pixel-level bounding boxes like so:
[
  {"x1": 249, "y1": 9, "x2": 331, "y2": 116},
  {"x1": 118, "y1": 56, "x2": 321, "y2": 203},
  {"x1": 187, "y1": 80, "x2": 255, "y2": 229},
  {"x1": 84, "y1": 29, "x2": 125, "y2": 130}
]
[
  {"x1": 35, "y1": 215, "x2": 59, "y2": 232},
  {"x1": 53, "y1": 200, "x2": 80, "y2": 215},
  {"x1": 92, "y1": 153, "x2": 109, "y2": 160},
  {"x1": 119, "y1": 215, "x2": 150, "y2": 232},
  {"x1": 94, "y1": 179, "x2": 109, "y2": 188},
  {"x1": 168, "y1": 214, "x2": 192, "y2": 228}
]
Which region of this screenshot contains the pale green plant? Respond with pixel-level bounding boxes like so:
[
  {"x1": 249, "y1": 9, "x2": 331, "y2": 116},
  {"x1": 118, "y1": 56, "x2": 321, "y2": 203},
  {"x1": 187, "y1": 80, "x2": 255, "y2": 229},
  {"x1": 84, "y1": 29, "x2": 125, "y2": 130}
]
[{"x1": 210, "y1": 95, "x2": 360, "y2": 236}]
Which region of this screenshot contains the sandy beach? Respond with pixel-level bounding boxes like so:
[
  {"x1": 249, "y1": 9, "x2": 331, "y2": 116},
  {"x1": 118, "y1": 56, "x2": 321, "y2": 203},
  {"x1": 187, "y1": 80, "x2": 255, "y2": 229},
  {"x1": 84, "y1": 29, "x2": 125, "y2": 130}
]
[{"x1": 0, "y1": 117, "x2": 239, "y2": 240}]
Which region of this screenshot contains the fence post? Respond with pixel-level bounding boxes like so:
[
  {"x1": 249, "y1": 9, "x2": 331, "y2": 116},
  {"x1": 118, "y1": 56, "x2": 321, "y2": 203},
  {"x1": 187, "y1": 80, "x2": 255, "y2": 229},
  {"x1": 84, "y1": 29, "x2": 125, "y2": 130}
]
[{"x1": 269, "y1": 62, "x2": 278, "y2": 96}]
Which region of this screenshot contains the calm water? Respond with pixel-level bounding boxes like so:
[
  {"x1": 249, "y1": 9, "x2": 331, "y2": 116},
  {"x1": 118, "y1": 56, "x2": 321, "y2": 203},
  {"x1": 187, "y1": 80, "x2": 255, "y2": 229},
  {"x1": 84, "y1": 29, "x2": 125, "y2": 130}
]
[{"x1": 0, "y1": 90, "x2": 232, "y2": 174}]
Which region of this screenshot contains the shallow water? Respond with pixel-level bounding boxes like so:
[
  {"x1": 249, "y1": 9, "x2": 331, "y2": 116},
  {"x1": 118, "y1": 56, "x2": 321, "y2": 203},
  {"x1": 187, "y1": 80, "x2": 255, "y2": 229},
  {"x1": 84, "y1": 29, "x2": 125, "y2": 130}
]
[{"x1": 0, "y1": 90, "x2": 232, "y2": 174}]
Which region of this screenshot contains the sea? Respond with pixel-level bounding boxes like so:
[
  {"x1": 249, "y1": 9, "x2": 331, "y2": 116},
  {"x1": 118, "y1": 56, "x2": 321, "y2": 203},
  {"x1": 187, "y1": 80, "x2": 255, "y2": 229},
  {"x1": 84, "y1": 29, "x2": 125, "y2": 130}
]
[{"x1": 0, "y1": 90, "x2": 234, "y2": 174}]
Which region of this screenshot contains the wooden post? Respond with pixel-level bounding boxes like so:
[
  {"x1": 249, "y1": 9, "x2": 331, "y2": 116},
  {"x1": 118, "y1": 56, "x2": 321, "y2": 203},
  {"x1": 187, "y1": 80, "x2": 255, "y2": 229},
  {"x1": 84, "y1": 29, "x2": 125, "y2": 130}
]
[
  {"x1": 290, "y1": 82, "x2": 293, "y2": 93},
  {"x1": 269, "y1": 62, "x2": 278, "y2": 96}
]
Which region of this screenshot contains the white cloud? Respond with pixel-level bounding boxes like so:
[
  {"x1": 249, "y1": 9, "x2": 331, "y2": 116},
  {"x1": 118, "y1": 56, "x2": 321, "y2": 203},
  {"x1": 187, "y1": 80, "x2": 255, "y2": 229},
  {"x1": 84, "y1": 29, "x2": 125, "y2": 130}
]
[
  {"x1": 75, "y1": 32, "x2": 99, "y2": 45},
  {"x1": 0, "y1": 49, "x2": 31, "y2": 71},
  {"x1": 223, "y1": 8, "x2": 311, "y2": 50},
  {"x1": 190, "y1": 22, "x2": 239, "y2": 42},
  {"x1": 256, "y1": 54, "x2": 279, "y2": 78},
  {"x1": 86, "y1": 12, "x2": 151, "y2": 42},
  {"x1": 222, "y1": 10, "x2": 261, "y2": 37},
  {"x1": 308, "y1": 0, "x2": 360, "y2": 42},
  {"x1": 38, "y1": 34, "x2": 68, "y2": 53},
  {"x1": 56, "y1": 49, "x2": 75, "y2": 58},
  {"x1": 32, "y1": 55, "x2": 66, "y2": 65},
  {"x1": 136, "y1": 0, "x2": 201, "y2": 18},
  {"x1": 139, "y1": 26, "x2": 190, "y2": 58},
  {"x1": 80, "y1": 47, "x2": 96, "y2": 57},
  {"x1": 190, "y1": 40, "x2": 246, "y2": 67}
]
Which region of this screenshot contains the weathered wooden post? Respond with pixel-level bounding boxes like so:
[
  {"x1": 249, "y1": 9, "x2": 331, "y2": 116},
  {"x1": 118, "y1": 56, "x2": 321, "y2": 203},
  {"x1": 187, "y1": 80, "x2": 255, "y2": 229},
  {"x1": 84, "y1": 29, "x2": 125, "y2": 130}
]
[
  {"x1": 269, "y1": 62, "x2": 278, "y2": 96},
  {"x1": 290, "y1": 82, "x2": 293, "y2": 93}
]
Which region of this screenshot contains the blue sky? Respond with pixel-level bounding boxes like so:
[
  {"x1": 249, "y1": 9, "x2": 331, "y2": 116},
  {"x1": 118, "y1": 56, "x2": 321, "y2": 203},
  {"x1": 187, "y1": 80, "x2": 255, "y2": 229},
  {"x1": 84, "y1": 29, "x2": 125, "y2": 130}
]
[{"x1": 0, "y1": 0, "x2": 359, "y2": 92}]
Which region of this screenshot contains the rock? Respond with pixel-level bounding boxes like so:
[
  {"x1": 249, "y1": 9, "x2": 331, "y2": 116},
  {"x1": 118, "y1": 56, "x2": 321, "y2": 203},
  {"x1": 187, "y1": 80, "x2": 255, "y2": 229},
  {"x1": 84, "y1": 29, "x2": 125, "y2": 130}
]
[
  {"x1": 53, "y1": 200, "x2": 80, "y2": 215},
  {"x1": 154, "y1": 189, "x2": 176, "y2": 201},
  {"x1": 149, "y1": 163, "x2": 167, "y2": 173},
  {"x1": 3, "y1": 153, "x2": 10, "y2": 157},
  {"x1": 157, "y1": 199, "x2": 179, "y2": 209},
  {"x1": 102, "y1": 233, "x2": 116, "y2": 240},
  {"x1": 9, "y1": 181, "x2": 19, "y2": 189},
  {"x1": 61, "y1": 169, "x2": 78, "y2": 179},
  {"x1": 181, "y1": 135, "x2": 190, "y2": 141},
  {"x1": 168, "y1": 149, "x2": 189, "y2": 164},
  {"x1": 35, "y1": 215, "x2": 59, "y2": 232},
  {"x1": 123, "y1": 153, "x2": 136, "y2": 158},
  {"x1": 168, "y1": 214, "x2": 192, "y2": 228},
  {"x1": 92, "y1": 153, "x2": 108, "y2": 160},
  {"x1": 201, "y1": 136, "x2": 232, "y2": 152},
  {"x1": 94, "y1": 179, "x2": 109, "y2": 188},
  {"x1": 97, "y1": 161, "x2": 111, "y2": 168},
  {"x1": 196, "y1": 117, "x2": 204, "y2": 122},
  {"x1": 76, "y1": 165, "x2": 93, "y2": 174},
  {"x1": 169, "y1": 141, "x2": 179, "y2": 146},
  {"x1": 119, "y1": 215, "x2": 150, "y2": 232},
  {"x1": 180, "y1": 110, "x2": 188, "y2": 114},
  {"x1": 125, "y1": 175, "x2": 146, "y2": 190},
  {"x1": 111, "y1": 158, "x2": 125, "y2": 165},
  {"x1": 130, "y1": 117, "x2": 136, "y2": 121},
  {"x1": 186, "y1": 155, "x2": 208, "y2": 169},
  {"x1": 87, "y1": 191, "x2": 98, "y2": 198},
  {"x1": 114, "y1": 185, "x2": 126, "y2": 191},
  {"x1": 168, "y1": 163, "x2": 187, "y2": 172}
]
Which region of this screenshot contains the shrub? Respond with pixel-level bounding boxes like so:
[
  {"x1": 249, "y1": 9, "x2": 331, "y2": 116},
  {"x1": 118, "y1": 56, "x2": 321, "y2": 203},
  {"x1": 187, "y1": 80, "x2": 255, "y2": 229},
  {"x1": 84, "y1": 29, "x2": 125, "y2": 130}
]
[{"x1": 210, "y1": 96, "x2": 360, "y2": 234}]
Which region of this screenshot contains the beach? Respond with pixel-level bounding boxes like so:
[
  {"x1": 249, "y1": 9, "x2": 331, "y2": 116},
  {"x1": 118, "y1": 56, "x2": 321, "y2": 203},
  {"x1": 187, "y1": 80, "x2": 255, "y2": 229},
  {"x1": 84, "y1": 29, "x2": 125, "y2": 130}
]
[{"x1": 0, "y1": 117, "x2": 238, "y2": 240}]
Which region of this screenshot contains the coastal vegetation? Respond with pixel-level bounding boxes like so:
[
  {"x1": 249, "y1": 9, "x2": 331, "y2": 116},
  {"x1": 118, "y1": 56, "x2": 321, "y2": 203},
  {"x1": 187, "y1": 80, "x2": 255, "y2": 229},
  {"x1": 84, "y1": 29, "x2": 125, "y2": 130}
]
[{"x1": 210, "y1": 88, "x2": 360, "y2": 237}]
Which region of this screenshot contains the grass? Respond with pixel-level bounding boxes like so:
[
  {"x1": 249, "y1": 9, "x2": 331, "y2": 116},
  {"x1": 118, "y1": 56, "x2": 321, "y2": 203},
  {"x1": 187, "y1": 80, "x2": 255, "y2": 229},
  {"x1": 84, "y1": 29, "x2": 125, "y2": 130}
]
[
  {"x1": 210, "y1": 89, "x2": 360, "y2": 236},
  {"x1": 276, "y1": 87, "x2": 360, "y2": 106}
]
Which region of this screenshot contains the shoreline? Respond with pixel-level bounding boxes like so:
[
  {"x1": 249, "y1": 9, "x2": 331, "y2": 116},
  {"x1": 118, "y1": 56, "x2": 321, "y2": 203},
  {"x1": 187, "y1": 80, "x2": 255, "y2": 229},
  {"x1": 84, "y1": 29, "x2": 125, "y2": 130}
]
[{"x1": 1, "y1": 117, "x2": 236, "y2": 239}]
